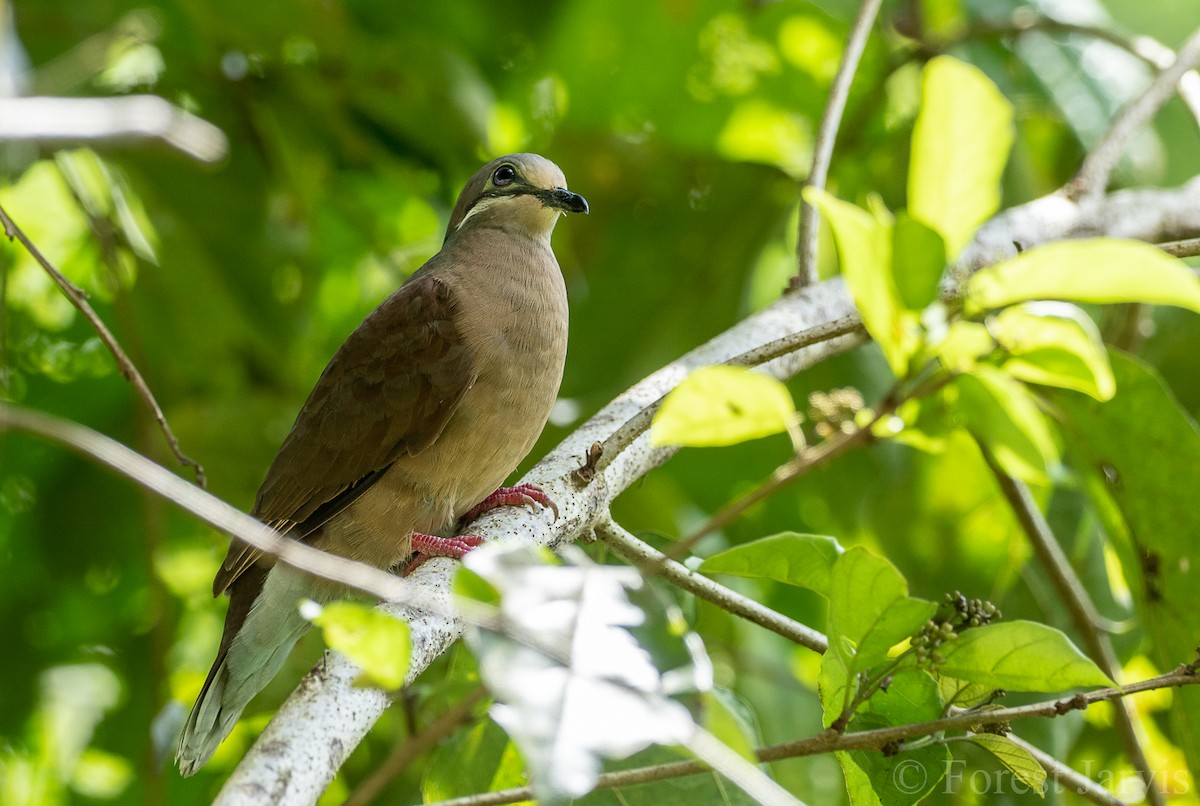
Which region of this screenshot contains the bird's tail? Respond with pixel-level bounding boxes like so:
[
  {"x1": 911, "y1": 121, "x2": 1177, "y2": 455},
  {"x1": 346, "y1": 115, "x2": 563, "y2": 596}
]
[{"x1": 176, "y1": 564, "x2": 323, "y2": 776}]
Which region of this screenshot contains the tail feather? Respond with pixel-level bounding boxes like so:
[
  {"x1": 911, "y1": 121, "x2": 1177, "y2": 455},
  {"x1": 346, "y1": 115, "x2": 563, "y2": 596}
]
[{"x1": 176, "y1": 564, "x2": 322, "y2": 776}]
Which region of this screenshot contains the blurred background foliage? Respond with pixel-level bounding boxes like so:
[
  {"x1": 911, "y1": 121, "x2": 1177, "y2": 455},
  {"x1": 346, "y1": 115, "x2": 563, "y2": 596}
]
[{"x1": 1, "y1": 0, "x2": 1198, "y2": 803}]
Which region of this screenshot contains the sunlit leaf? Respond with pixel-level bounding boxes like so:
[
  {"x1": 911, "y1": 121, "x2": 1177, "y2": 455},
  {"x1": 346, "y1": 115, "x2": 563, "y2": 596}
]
[
  {"x1": 966, "y1": 239, "x2": 1200, "y2": 315},
  {"x1": 461, "y1": 545, "x2": 711, "y2": 803},
  {"x1": 805, "y1": 188, "x2": 918, "y2": 375},
  {"x1": 967, "y1": 734, "x2": 1046, "y2": 795},
  {"x1": 939, "y1": 621, "x2": 1112, "y2": 691},
  {"x1": 651, "y1": 365, "x2": 796, "y2": 447},
  {"x1": 909, "y1": 56, "x2": 1014, "y2": 259},
  {"x1": 951, "y1": 366, "x2": 1058, "y2": 484},
  {"x1": 70, "y1": 748, "x2": 134, "y2": 800},
  {"x1": 700, "y1": 532, "x2": 843, "y2": 595},
  {"x1": 304, "y1": 600, "x2": 411, "y2": 690},
  {"x1": 990, "y1": 302, "x2": 1115, "y2": 400},
  {"x1": 717, "y1": 99, "x2": 812, "y2": 177},
  {"x1": 932, "y1": 321, "x2": 994, "y2": 372}
]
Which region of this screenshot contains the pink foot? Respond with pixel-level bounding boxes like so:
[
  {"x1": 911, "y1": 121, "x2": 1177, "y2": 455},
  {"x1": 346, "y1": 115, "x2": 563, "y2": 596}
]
[
  {"x1": 402, "y1": 532, "x2": 485, "y2": 576},
  {"x1": 461, "y1": 483, "x2": 559, "y2": 524}
]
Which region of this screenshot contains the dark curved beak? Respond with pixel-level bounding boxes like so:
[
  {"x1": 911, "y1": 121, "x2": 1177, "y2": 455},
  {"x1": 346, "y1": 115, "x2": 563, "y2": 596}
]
[{"x1": 540, "y1": 188, "x2": 589, "y2": 214}]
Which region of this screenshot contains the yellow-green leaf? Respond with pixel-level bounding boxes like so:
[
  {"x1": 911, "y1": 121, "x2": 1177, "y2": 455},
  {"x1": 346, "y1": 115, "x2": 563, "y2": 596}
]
[
  {"x1": 933, "y1": 320, "x2": 994, "y2": 372},
  {"x1": 967, "y1": 734, "x2": 1046, "y2": 795},
  {"x1": 805, "y1": 188, "x2": 918, "y2": 375},
  {"x1": 651, "y1": 365, "x2": 796, "y2": 447},
  {"x1": 990, "y1": 302, "x2": 1115, "y2": 400},
  {"x1": 700, "y1": 532, "x2": 843, "y2": 595},
  {"x1": 305, "y1": 600, "x2": 411, "y2": 690},
  {"x1": 952, "y1": 365, "x2": 1058, "y2": 484},
  {"x1": 909, "y1": 56, "x2": 1014, "y2": 259},
  {"x1": 939, "y1": 620, "x2": 1112, "y2": 690},
  {"x1": 966, "y1": 238, "x2": 1200, "y2": 315}
]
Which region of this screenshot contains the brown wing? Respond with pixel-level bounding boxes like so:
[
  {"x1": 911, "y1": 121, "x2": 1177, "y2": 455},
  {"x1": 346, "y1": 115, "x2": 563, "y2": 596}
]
[{"x1": 213, "y1": 273, "x2": 476, "y2": 595}]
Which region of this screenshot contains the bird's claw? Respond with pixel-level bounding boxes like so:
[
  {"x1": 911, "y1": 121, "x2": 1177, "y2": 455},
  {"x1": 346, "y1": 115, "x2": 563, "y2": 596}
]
[
  {"x1": 461, "y1": 483, "x2": 559, "y2": 524},
  {"x1": 402, "y1": 532, "x2": 486, "y2": 576}
]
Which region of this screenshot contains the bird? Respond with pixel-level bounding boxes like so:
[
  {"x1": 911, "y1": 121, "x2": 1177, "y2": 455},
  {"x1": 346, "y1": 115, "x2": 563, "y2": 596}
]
[{"x1": 176, "y1": 153, "x2": 588, "y2": 776}]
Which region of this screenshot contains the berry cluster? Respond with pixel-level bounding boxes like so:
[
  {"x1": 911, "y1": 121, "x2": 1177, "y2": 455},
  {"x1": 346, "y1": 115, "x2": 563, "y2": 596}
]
[
  {"x1": 807, "y1": 387, "x2": 865, "y2": 439},
  {"x1": 912, "y1": 591, "x2": 1002, "y2": 668}
]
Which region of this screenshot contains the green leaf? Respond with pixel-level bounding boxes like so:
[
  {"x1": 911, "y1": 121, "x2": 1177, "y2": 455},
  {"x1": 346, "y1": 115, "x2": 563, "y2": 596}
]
[
  {"x1": 932, "y1": 321, "x2": 994, "y2": 372},
  {"x1": 939, "y1": 621, "x2": 1112, "y2": 691},
  {"x1": 863, "y1": 669, "x2": 943, "y2": 725},
  {"x1": 889, "y1": 391, "x2": 954, "y2": 453},
  {"x1": 967, "y1": 734, "x2": 1046, "y2": 795},
  {"x1": 952, "y1": 366, "x2": 1058, "y2": 484},
  {"x1": 805, "y1": 188, "x2": 917, "y2": 375},
  {"x1": 1050, "y1": 352, "x2": 1200, "y2": 772},
  {"x1": 829, "y1": 549, "x2": 937, "y2": 669},
  {"x1": 990, "y1": 302, "x2": 1115, "y2": 400},
  {"x1": 424, "y1": 718, "x2": 522, "y2": 802},
  {"x1": 839, "y1": 709, "x2": 950, "y2": 805},
  {"x1": 909, "y1": 56, "x2": 1014, "y2": 259},
  {"x1": 701, "y1": 689, "x2": 760, "y2": 763},
  {"x1": 893, "y1": 212, "x2": 947, "y2": 311},
  {"x1": 821, "y1": 549, "x2": 937, "y2": 724},
  {"x1": 966, "y1": 239, "x2": 1200, "y2": 315},
  {"x1": 650, "y1": 365, "x2": 796, "y2": 447},
  {"x1": 305, "y1": 600, "x2": 411, "y2": 690},
  {"x1": 700, "y1": 532, "x2": 843, "y2": 595}
]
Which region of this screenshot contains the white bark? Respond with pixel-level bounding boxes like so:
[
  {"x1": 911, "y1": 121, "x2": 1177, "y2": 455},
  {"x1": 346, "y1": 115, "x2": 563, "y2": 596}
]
[
  {"x1": 0, "y1": 95, "x2": 228, "y2": 163},
  {"x1": 216, "y1": 178, "x2": 1200, "y2": 805}
]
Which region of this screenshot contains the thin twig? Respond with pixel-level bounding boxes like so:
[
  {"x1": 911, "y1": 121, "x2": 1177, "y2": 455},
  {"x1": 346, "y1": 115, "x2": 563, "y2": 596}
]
[
  {"x1": 794, "y1": 0, "x2": 884, "y2": 289},
  {"x1": 0, "y1": 202, "x2": 207, "y2": 486},
  {"x1": 344, "y1": 687, "x2": 488, "y2": 806},
  {"x1": 980, "y1": 446, "x2": 1162, "y2": 806},
  {"x1": 1007, "y1": 735, "x2": 1130, "y2": 806},
  {"x1": 1068, "y1": 27, "x2": 1200, "y2": 201},
  {"x1": 424, "y1": 667, "x2": 1200, "y2": 806},
  {"x1": 1157, "y1": 236, "x2": 1200, "y2": 258},
  {"x1": 596, "y1": 518, "x2": 828, "y2": 653}
]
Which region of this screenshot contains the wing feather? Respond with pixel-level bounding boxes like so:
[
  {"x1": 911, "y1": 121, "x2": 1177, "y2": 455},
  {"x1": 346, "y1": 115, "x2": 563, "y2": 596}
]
[{"x1": 213, "y1": 273, "x2": 475, "y2": 596}]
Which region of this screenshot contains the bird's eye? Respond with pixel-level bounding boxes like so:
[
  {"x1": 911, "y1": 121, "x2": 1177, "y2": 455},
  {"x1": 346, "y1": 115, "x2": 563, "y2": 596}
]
[{"x1": 492, "y1": 164, "x2": 517, "y2": 186}]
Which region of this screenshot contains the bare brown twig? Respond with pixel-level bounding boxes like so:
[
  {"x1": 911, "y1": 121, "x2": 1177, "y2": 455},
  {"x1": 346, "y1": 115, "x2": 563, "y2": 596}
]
[{"x1": 0, "y1": 202, "x2": 207, "y2": 486}]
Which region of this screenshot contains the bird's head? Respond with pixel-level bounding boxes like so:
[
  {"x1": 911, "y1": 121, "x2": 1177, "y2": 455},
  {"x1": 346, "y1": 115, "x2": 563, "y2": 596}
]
[{"x1": 445, "y1": 153, "x2": 589, "y2": 243}]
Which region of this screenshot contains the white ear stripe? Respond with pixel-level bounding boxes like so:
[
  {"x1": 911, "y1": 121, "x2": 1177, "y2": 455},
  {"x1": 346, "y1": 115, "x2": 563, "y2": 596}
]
[{"x1": 455, "y1": 194, "x2": 508, "y2": 231}]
